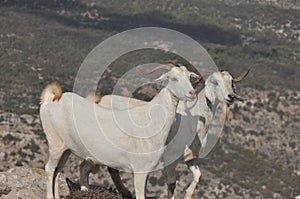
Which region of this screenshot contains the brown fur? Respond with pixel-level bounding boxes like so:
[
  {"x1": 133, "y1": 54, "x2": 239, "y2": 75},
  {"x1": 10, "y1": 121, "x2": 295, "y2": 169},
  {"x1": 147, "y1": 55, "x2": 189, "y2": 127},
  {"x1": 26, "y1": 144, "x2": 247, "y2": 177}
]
[
  {"x1": 94, "y1": 96, "x2": 102, "y2": 104},
  {"x1": 192, "y1": 75, "x2": 203, "y2": 88},
  {"x1": 85, "y1": 93, "x2": 102, "y2": 104},
  {"x1": 40, "y1": 81, "x2": 62, "y2": 104}
]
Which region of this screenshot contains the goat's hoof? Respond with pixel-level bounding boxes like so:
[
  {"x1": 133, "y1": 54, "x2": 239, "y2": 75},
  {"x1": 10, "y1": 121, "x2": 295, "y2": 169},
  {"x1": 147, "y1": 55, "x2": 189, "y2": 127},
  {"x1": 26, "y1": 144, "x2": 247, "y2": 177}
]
[{"x1": 80, "y1": 186, "x2": 89, "y2": 191}]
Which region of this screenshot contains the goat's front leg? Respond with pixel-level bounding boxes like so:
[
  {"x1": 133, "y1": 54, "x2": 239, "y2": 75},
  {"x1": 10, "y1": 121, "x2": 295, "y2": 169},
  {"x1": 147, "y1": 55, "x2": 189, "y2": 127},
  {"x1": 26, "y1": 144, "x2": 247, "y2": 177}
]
[
  {"x1": 133, "y1": 173, "x2": 148, "y2": 199},
  {"x1": 163, "y1": 162, "x2": 177, "y2": 199},
  {"x1": 108, "y1": 167, "x2": 133, "y2": 198},
  {"x1": 184, "y1": 159, "x2": 201, "y2": 199}
]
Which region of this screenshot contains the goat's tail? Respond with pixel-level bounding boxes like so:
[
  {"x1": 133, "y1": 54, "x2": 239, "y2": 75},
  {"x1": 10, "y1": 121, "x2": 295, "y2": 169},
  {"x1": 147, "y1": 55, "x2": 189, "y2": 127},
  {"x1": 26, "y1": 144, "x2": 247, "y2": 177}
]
[{"x1": 40, "y1": 81, "x2": 62, "y2": 105}]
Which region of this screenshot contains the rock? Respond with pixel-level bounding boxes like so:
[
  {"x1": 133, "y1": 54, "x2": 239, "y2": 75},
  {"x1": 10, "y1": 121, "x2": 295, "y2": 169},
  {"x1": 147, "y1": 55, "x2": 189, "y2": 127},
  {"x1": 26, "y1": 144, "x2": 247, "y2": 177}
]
[
  {"x1": 0, "y1": 152, "x2": 5, "y2": 161},
  {"x1": 20, "y1": 114, "x2": 34, "y2": 125},
  {"x1": 273, "y1": 192, "x2": 283, "y2": 199},
  {"x1": 0, "y1": 167, "x2": 69, "y2": 199}
]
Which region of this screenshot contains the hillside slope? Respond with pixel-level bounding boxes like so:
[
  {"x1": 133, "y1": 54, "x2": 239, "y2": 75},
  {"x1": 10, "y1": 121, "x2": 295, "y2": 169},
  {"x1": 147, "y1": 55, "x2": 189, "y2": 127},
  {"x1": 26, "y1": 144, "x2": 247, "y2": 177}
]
[{"x1": 0, "y1": 0, "x2": 299, "y2": 198}]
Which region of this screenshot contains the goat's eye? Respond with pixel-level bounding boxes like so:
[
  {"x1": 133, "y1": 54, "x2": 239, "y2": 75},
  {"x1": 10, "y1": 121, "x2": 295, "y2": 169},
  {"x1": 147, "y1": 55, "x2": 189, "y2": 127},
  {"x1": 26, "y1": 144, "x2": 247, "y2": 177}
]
[
  {"x1": 171, "y1": 77, "x2": 178, "y2": 82},
  {"x1": 231, "y1": 81, "x2": 236, "y2": 91},
  {"x1": 232, "y1": 82, "x2": 236, "y2": 91}
]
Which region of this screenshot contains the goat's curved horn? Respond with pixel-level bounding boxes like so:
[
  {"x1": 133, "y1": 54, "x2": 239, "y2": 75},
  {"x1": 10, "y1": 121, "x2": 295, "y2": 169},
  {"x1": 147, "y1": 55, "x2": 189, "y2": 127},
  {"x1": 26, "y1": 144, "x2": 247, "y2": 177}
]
[
  {"x1": 192, "y1": 75, "x2": 203, "y2": 88},
  {"x1": 136, "y1": 64, "x2": 174, "y2": 76},
  {"x1": 233, "y1": 69, "x2": 250, "y2": 82}
]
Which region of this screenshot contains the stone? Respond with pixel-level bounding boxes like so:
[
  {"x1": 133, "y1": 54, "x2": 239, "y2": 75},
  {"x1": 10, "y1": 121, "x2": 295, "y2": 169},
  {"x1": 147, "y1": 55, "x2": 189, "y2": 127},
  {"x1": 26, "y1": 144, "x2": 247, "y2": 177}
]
[
  {"x1": 20, "y1": 114, "x2": 34, "y2": 124},
  {"x1": 0, "y1": 152, "x2": 5, "y2": 161},
  {"x1": 0, "y1": 167, "x2": 69, "y2": 199}
]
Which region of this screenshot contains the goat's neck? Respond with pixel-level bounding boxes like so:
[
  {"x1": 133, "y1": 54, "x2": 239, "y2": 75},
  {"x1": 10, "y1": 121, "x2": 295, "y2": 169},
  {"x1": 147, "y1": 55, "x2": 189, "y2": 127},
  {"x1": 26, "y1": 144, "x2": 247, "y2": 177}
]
[
  {"x1": 150, "y1": 88, "x2": 179, "y2": 111},
  {"x1": 199, "y1": 88, "x2": 224, "y2": 123},
  {"x1": 198, "y1": 87, "x2": 228, "y2": 123},
  {"x1": 149, "y1": 88, "x2": 179, "y2": 143}
]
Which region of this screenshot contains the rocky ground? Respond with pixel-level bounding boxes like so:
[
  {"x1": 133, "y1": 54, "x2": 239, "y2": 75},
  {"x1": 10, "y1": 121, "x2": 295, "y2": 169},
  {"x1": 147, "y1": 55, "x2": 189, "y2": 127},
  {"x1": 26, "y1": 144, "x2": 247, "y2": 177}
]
[
  {"x1": 223, "y1": 0, "x2": 300, "y2": 9},
  {"x1": 0, "y1": 167, "x2": 68, "y2": 199},
  {"x1": 0, "y1": 167, "x2": 123, "y2": 199}
]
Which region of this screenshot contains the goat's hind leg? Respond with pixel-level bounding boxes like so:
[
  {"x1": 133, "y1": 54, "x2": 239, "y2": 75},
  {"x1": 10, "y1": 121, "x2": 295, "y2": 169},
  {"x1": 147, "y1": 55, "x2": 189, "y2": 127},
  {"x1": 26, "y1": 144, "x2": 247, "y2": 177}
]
[
  {"x1": 108, "y1": 167, "x2": 133, "y2": 198},
  {"x1": 45, "y1": 148, "x2": 70, "y2": 199},
  {"x1": 184, "y1": 158, "x2": 201, "y2": 199},
  {"x1": 55, "y1": 150, "x2": 71, "y2": 198}
]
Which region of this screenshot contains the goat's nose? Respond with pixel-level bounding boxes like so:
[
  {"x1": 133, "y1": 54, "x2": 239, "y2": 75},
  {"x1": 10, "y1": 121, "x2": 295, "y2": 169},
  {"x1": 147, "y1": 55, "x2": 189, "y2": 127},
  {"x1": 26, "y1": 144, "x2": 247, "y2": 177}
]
[
  {"x1": 228, "y1": 94, "x2": 235, "y2": 99},
  {"x1": 189, "y1": 90, "x2": 195, "y2": 97}
]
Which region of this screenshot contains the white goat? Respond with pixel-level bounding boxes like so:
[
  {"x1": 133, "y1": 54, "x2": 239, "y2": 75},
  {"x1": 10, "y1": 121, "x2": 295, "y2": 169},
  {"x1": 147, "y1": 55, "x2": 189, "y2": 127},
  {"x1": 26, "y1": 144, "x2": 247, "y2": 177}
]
[
  {"x1": 78, "y1": 70, "x2": 248, "y2": 199},
  {"x1": 163, "y1": 70, "x2": 248, "y2": 199},
  {"x1": 40, "y1": 64, "x2": 198, "y2": 199}
]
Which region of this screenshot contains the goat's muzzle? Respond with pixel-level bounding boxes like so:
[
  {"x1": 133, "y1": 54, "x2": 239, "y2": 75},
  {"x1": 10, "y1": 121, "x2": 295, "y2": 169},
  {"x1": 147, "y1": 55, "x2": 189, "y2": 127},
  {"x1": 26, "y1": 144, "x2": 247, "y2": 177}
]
[
  {"x1": 226, "y1": 93, "x2": 244, "y2": 105},
  {"x1": 185, "y1": 90, "x2": 196, "y2": 101},
  {"x1": 233, "y1": 93, "x2": 244, "y2": 102}
]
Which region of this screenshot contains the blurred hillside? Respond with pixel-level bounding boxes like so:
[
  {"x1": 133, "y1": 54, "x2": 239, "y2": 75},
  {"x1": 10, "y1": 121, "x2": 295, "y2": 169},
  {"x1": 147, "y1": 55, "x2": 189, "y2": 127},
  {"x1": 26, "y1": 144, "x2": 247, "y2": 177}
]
[{"x1": 0, "y1": 0, "x2": 299, "y2": 198}]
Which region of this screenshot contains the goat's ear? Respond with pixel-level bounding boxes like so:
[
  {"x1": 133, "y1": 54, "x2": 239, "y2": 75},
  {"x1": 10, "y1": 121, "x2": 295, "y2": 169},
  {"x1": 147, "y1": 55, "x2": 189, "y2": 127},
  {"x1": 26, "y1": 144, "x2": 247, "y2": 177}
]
[
  {"x1": 205, "y1": 75, "x2": 217, "y2": 103},
  {"x1": 205, "y1": 84, "x2": 216, "y2": 104},
  {"x1": 155, "y1": 74, "x2": 168, "y2": 82}
]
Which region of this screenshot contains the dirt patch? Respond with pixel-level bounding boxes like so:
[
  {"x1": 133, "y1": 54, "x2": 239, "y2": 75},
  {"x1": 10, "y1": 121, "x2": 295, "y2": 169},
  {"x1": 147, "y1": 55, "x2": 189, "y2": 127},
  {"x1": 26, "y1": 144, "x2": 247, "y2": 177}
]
[{"x1": 66, "y1": 189, "x2": 123, "y2": 199}]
